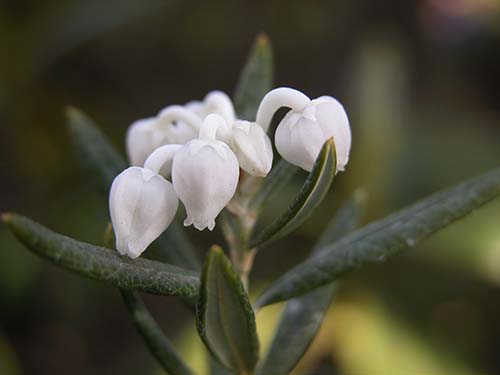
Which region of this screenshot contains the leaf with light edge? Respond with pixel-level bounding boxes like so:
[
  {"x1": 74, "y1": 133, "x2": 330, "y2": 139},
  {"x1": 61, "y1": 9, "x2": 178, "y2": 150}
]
[
  {"x1": 257, "y1": 191, "x2": 365, "y2": 375},
  {"x1": 2, "y1": 213, "x2": 199, "y2": 299},
  {"x1": 256, "y1": 166, "x2": 500, "y2": 307},
  {"x1": 249, "y1": 139, "x2": 337, "y2": 249},
  {"x1": 196, "y1": 246, "x2": 259, "y2": 373}
]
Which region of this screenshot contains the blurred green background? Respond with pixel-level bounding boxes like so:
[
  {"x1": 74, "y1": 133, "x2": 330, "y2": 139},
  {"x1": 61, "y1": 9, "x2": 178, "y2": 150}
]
[{"x1": 1, "y1": 0, "x2": 500, "y2": 374}]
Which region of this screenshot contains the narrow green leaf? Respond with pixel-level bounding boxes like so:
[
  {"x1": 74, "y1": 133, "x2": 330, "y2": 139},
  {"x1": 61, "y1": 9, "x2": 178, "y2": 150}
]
[
  {"x1": 249, "y1": 159, "x2": 299, "y2": 212},
  {"x1": 66, "y1": 106, "x2": 126, "y2": 194},
  {"x1": 196, "y1": 246, "x2": 259, "y2": 373},
  {"x1": 66, "y1": 106, "x2": 200, "y2": 270},
  {"x1": 210, "y1": 356, "x2": 235, "y2": 375},
  {"x1": 233, "y1": 33, "x2": 274, "y2": 120},
  {"x1": 249, "y1": 139, "x2": 337, "y2": 249},
  {"x1": 121, "y1": 290, "x2": 193, "y2": 375},
  {"x1": 257, "y1": 166, "x2": 500, "y2": 307},
  {"x1": 314, "y1": 189, "x2": 367, "y2": 250},
  {"x1": 257, "y1": 192, "x2": 365, "y2": 375},
  {"x1": 2, "y1": 213, "x2": 199, "y2": 298}
]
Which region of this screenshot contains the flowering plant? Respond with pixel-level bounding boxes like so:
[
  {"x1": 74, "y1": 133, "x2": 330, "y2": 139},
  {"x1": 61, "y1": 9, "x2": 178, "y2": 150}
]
[{"x1": 3, "y1": 35, "x2": 500, "y2": 374}]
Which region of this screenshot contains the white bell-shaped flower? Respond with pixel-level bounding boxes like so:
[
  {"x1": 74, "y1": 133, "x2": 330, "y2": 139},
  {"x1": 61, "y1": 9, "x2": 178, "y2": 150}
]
[
  {"x1": 126, "y1": 118, "x2": 166, "y2": 166},
  {"x1": 311, "y1": 97, "x2": 351, "y2": 171},
  {"x1": 109, "y1": 167, "x2": 178, "y2": 258},
  {"x1": 232, "y1": 120, "x2": 273, "y2": 177},
  {"x1": 258, "y1": 87, "x2": 351, "y2": 172},
  {"x1": 172, "y1": 114, "x2": 239, "y2": 231}
]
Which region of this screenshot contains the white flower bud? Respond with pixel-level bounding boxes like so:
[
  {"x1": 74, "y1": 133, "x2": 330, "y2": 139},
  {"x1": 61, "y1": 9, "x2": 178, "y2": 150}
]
[
  {"x1": 232, "y1": 120, "x2": 273, "y2": 177},
  {"x1": 126, "y1": 118, "x2": 166, "y2": 166},
  {"x1": 172, "y1": 114, "x2": 239, "y2": 231},
  {"x1": 144, "y1": 144, "x2": 182, "y2": 179},
  {"x1": 203, "y1": 91, "x2": 236, "y2": 125},
  {"x1": 275, "y1": 97, "x2": 351, "y2": 172},
  {"x1": 258, "y1": 87, "x2": 351, "y2": 172},
  {"x1": 109, "y1": 167, "x2": 178, "y2": 258}
]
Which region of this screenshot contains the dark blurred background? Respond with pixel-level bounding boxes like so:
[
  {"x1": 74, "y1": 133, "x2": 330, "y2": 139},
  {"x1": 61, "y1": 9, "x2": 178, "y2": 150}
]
[{"x1": 1, "y1": 0, "x2": 500, "y2": 374}]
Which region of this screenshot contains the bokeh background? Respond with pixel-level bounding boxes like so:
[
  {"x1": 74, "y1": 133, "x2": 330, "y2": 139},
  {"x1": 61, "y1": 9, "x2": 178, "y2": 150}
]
[{"x1": 1, "y1": 0, "x2": 500, "y2": 374}]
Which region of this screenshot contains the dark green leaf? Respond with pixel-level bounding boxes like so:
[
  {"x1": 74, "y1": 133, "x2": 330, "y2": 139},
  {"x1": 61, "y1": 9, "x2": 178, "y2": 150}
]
[
  {"x1": 233, "y1": 33, "x2": 274, "y2": 120},
  {"x1": 314, "y1": 189, "x2": 367, "y2": 250},
  {"x1": 66, "y1": 106, "x2": 126, "y2": 194},
  {"x1": 196, "y1": 246, "x2": 259, "y2": 373},
  {"x1": 249, "y1": 139, "x2": 337, "y2": 249},
  {"x1": 257, "y1": 191, "x2": 365, "y2": 375},
  {"x1": 249, "y1": 159, "x2": 299, "y2": 212},
  {"x1": 257, "y1": 166, "x2": 500, "y2": 307},
  {"x1": 210, "y1": 356, "x2": 235, "y2": 375},
  {"x1": 2, "y1": 213, "x2": 199, "y2": 298},
  {"x1": 121, "y1": 290, "x2": 193, "y2": 375}
]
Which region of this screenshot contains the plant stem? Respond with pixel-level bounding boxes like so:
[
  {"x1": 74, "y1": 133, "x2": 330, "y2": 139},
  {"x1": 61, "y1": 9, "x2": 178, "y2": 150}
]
[{"x1": 223, "y1": 174, "x2": 261, "y2": 290}]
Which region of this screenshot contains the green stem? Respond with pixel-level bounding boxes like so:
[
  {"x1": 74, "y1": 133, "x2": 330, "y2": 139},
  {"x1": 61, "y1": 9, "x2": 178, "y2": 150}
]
[
  {"x1": 104, "y1": 224, "x2": 193, "y2": 374},
  {"x1": 223, "y1": 174, "x2": 261, "y2": 290},
  {"x1": 121, "y1": 291, "x2": 193, "y2": 375}
]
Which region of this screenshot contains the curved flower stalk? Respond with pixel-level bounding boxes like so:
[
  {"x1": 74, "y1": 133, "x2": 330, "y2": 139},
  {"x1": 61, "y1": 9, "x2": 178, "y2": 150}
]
[
  {"x1": 255, "y1": 87, "x2": 310, "y2": 132},
  {"x1": 144, "y1": 144, "x2": 182, "y2": 179},
  {"x1": 232, "y1": 120, "x2": 273, "y2": 177},
  {"x1": 257, "y1": 87, "x2": 351, "y2": 172},
  {"x1": 172, "y1": 114, "x2": 239, "y2": 231},
  {"x1": 126, "y1": 118, "x2": 167, "y2": 166},
  {"x1": 109, "y1": 167, "x2": 179, "y2": 258}
]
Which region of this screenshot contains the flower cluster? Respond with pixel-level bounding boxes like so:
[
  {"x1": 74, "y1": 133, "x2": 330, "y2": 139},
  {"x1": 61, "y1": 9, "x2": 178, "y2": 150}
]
[{"x1": 109, "y1": 88, "x2": 351, "y2": 258}]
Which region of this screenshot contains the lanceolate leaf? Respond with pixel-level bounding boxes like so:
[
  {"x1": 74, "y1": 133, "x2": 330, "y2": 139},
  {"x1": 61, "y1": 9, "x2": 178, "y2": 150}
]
[
  {"x1": 196, "y1": 246, "x2": 259, "y2": 373},
  {"x1": 233, "y1": 33, "x2": 274, "y2": 120},
  {"x1": 249, "y1": 159, "x2": 299, "y2": 212},
  {"x1": 121, "y1": 291, "x2": 193, "y2": 375},
  {"x1": 2, "y1": 213, "x2": 199, "y2": 298},
  {"x1": 66, "y1": 106, "x2": 126, "y2": 194},
  {"x1": 249, "y1": 139, "x2": 337, "y2": 249},
  {"x1": 66, "y1": 106, "x2": 200, "y2": 270},
  {"x1": 314, "y1": 189, "x2": 367, "y2": 250},
  {"x1": 257, "y1": 166, "x2": 500, "y2": 307},
  {"x1": 257, "y1": 192, "x2": 365, "y2": 375}
]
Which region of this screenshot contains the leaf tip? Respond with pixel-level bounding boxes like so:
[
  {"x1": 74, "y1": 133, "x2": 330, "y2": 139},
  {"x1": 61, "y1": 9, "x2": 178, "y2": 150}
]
[
  {"x1": 207, "y1": 245, "x2": 225, "y2": 263},
  {"x1": 64, "y1": 105, "x2": 80, "y2": 119},
  {"x1": 255, "y1": 32, "x2": 270, "y2": 48},
  {"x1": 1, "y1": 212, "x2": 13, "y2": 224},
  {"x1": 353, "y1": 188, "x2": 368, "y2": 205}
]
